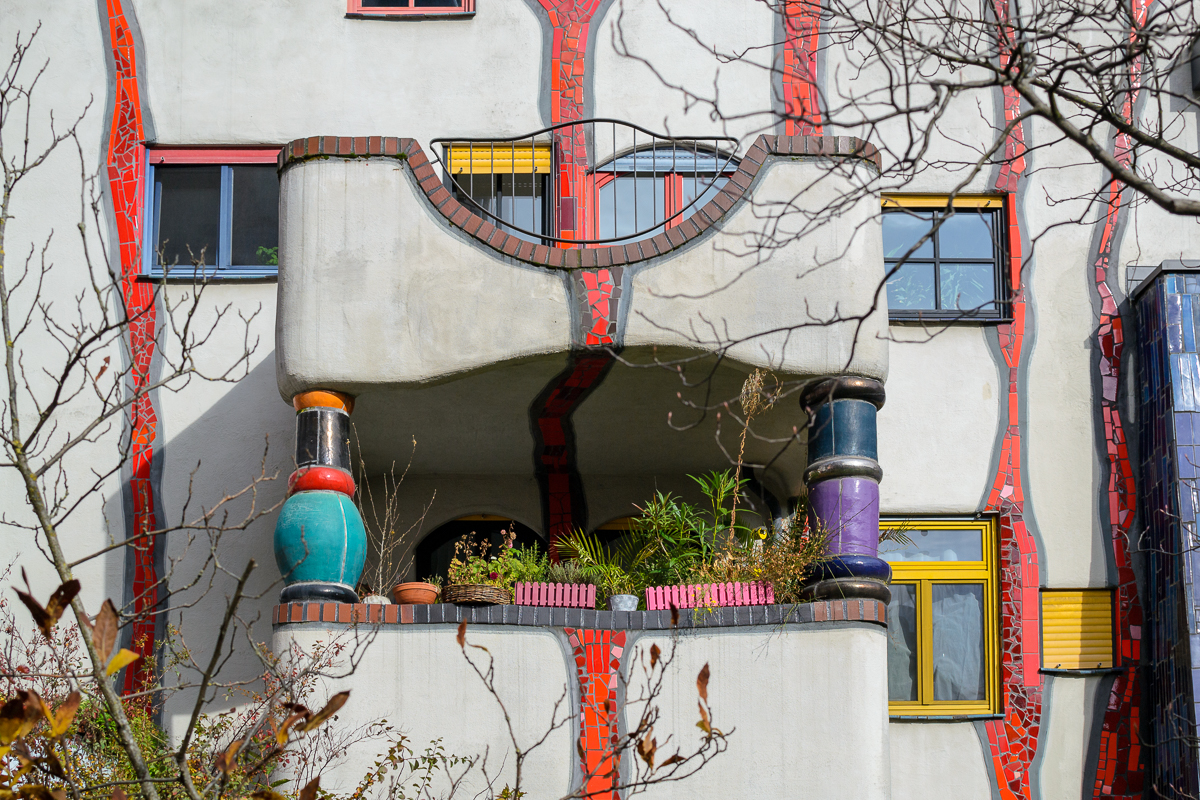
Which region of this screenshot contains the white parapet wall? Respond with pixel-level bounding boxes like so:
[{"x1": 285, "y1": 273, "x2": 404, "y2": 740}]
[{"x1": 270, "y1": 603, "x2": 890, "y2": 800}]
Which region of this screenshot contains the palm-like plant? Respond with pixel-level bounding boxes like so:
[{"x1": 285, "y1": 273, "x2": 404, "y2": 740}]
[{"x1": 555, "y1": 529, "x2": 651, "y2": 601}]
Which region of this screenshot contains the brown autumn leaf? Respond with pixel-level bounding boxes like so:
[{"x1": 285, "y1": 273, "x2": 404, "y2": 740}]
[
  {"x1": 249, "y1": 791, "x2": 287, "y2": 800},
  {"x1": 649, "y1": 643, "x2": 661, "y2": 670},
  {"x1": 92, "y1": 600, "x2": 119, "y2": 662},
  {"x1": 696, "y1": 701, "x2": 711, "y2": 734},
  {"x1": 669, "y1": 603, "x2": 679, "y2": 628},
  {"x1": 47, "y1": 692, "x2": 80, "y2": 738},
  {"x1": 636, "y1": 728, "x2": 656, "y2": 769},
  {"x1": 302, "y1": 691, "x2": 349, "y2": 732},
  {"x1": 660, "y1": 753, "x2": 685, "y2": 768},
  {"x1": 457, "y1": 619, "x2": 467, "y2": 649},
  {"x1": 215, "y1": 739, "x2": 243, "y2": 776},
  {"x1": 696, "y1": 663, "x2": 710, "y2": 702},
  {"x1": 16, "y1": 785, "x2": 62, "y2": 800},
  {"x1": 299, "y1": 776, "x2": 320, "y2": 800},
  {"x1": 276, "y1": 712, "x2": 308, "y2": 745},
  {"x1": 576, "y1": 739, "x2": 586, "y2": 761},
  {"x1": 111, "y1": 788, "x2": 127, "y2": 800},
  {"x1": 15, "y1": 571, "x2": 80, "y2": 637},
  {"x1": 0, "y1": 693, "x2": 38, "y2": 745}
]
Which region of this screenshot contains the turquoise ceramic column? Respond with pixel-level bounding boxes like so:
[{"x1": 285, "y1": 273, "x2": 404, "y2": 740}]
[
  {"x1": 274, "y1": 390, "x2": 366, "y2": 603},
  {"x1": 801, "y1": 376, "x2": 890, "y2": 602}
]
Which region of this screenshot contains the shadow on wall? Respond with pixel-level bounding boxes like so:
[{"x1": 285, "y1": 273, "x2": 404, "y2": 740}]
[{"x1": 101, "y1": 353, "x2": 296, "y2": 728}]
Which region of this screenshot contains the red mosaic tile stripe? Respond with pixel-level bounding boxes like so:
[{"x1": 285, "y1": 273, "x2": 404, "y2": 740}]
[
  {"x1": 565, "y1": 627, "x2": 624, "y2": 800},
  {"x1": 1085, "y1": 2, "x2": 1149, "y2": 797},
  {"x1": 530, "y1": 352, "x2": 615, "y2": 557},
  {"x1": 539, "y1": 0, "x2": 604, "y2": 243},
  {"x1": 782, "y1": 0, "x2": 823, "y2": 136},
  {"x1": 104, "y1": 0, "x2": 159, "y2": 698},
  {"x1": 982, "y1": 5, "x2": 1042, "y2": 794}
]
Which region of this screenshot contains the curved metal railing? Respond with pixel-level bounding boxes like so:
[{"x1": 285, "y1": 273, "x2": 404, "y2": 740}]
[{"x1": 431, "y1": 119, "x2": 739, "y2": 246}]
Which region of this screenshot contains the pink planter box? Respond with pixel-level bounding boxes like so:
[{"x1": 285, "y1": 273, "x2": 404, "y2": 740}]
[
  {"x1": 644, "y1": 581, "x2": 774, "y2": 611},
  {"x1": 515, "y1": 582, "x2": 597, "y2": 609}
]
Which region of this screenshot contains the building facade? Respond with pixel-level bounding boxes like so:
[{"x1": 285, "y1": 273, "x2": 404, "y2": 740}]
[{"x1": 6, "y1": 0, "x2": 1200, "y2": 797}]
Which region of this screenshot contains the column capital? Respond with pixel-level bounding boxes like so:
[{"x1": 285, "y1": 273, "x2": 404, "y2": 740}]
[{"x1": 800, "y1": 375, "x2": 885, "y2": 411}]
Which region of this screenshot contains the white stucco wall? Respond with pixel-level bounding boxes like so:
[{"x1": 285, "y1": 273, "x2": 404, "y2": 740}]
[
  {"x1": 591, "y1": 0, "x2": 776, "y2": 144},
  {"x1": 889, "y1": 722, "x2": 993, "y2": 800},
  {"x1": 132, "y1": 0, "x2": 545, "y2": 148},
  {"x1": 266, "y1": 624, "x2": 575, "y2": 799},
  {"x1": 626, "y1": 624, "x2": 890, "y2": 799}
]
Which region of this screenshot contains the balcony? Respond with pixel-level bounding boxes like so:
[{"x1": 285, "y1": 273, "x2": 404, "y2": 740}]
[{"x1": 274, "y1": 127, "x2": 888, "y2": 505}]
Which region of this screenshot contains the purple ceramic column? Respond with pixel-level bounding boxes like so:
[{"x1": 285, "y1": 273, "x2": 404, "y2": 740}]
[{"x1": 801, "y1": 376, "x2": 890, "y2": 602}]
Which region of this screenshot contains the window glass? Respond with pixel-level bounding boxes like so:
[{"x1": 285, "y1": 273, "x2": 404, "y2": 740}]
[
  {"x1": 938, "y1": 212, "x2": 995, "y2": 259},
  {"x1": 155, "y1": 166, "x2": 221, "y2": 269},
  {"x1": 880, "y1": 527, "x2": 983, "y2": 562},
  {"x1": 940, "y1": 262, "x2": 995, "y2": 312},
  {"x1": 931, "y1": 584, "x2": 986, "y2": 701},
  {"x1": 886, "y1": 262, "x2": 935, "y2": 310},
  {"x1": 887, "y1": 583, "x2": 918, "y2": 701},
  {"x1": 882, "y1": 211, "x2": 934, "y2": 258},
  {"x1": 455, "y1": 172, "x2": 548, "y2": 240},
  {"x1": 231, "y1": 165, "x2": 280, "y2": 267},
  {"x1": 597, "y1": 176, "x2": 666, "y2": 241},
  {"x1": 680, "y1": 174, "x2": 729, "y2": 213},
  {"x1": 882, "y1": 203, "x2": 1003, "y2": 318}
]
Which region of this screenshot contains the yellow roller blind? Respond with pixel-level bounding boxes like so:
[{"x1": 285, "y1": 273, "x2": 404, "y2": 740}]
[
  {"x1": 882, "y1": 195, "x2": 1004, "y2": 209},
  {"x1": 1041, "y1": 590, "x2": 1113, "y2": 669},
  {"x1": 449, "y1": 143, "x2": 552, "y2": 175}
]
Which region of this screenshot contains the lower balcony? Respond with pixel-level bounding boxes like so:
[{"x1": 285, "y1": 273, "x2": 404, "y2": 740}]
[{"x1": 270, "y1": 597, "x2": 890, "y2": 800}]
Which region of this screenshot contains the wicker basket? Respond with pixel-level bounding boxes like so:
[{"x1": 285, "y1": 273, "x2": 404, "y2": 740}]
[{"x1": 442, "y1": 583, "x2": 511, "y2": 605}]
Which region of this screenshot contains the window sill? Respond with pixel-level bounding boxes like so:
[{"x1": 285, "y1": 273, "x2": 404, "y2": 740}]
[
  {"x1": 138, "y1": 271, "x2": 277, "y2": 284},
  {"x1": 345, "y1": 11, "x2": 475, "y2": 20},
  {"x1": 1040, "y1": 667, "x2": 1124, "y2": 677},
  {"x1": 889, "y1": 713, "x2": 1002, "y2": 721},
  {"x1": 888, "y1": 314, "x2": 1011, "y2": 325}
]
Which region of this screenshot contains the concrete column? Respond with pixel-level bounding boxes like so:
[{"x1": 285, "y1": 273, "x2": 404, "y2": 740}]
[
  {"x1": 274, "y1": 390, "x2": 367, "y2": 603},
  {"x1": 800, "y1": 376, "x2": 890, "y2": 603}
]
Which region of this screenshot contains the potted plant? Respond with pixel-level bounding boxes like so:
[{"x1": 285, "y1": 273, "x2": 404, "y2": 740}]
[
  {"x1": 556, "y1": 530, "x2": 647, "y2": 610},
  {"x1": 393, "y1": 574, "x2": 441, "y2": 605},
  {"x1": 443, "y1": 528, "x2": 546, "y2": 605}
]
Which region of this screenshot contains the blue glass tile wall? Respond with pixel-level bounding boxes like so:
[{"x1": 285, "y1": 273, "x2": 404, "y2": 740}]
[{"x1": 1136, "y1": 274, "x2": 1200, "y2": 796}]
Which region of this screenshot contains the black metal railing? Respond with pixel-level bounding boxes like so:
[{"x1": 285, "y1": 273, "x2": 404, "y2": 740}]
[{"x1": 431, "y1": 119, "x2": 739, "y2": 246}]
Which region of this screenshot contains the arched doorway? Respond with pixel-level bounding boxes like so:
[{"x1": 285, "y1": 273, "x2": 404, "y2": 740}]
[{"x1": 415, "y1": 514, "x2": 544, "y2": 582}]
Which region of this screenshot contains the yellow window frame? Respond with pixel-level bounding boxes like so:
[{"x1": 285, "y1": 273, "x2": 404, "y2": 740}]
[
  {"x1": 881, "y1": 517, "x2": 1001, "y2": 717},
  {"x1": 881, "y1": 194, "x2": 1004, "y2": 209}
]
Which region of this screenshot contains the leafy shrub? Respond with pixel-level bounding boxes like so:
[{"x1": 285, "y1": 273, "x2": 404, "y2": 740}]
[{"x1": 446, "y1": 529, "x2": 547, "y2": 592}]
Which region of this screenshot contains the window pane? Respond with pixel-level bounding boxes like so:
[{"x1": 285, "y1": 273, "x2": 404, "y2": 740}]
[
  {"x1": 886, "y1": 261, "x2": 935, "y2": 310},
  {"x1": 155, "y1": 166, "x2": 220, "y2": 269},
  {"x1": 496, "y1": 174, "x2": 545, "y2": 237},
  {"x1": 931, "y1": 584, "x2": 986, "y2": 701},
  {"x1": 231, "y1": 165, "x2": 279, "y2": 268},
  {"x1": 940, "y1": 262, "x2": 996, "y2": 313},
  {"x1": 680, "y1": 174, "x2": 729, "y2": 210},
  {"x1": 887, "y1": 583, "x2": 918, "y2": 701},
  {"x1": 880, "y1": 527, "x2": 983, "y2": 562},
  {"x1": 938, "y1": 212, "x2": 995, "y2": 259},
  {"x1": 882, "y1": 211, "x2": 934, "y2": 258},
  {"x1": 597, "y1": 176, "x2": 665, "y2": 242}
]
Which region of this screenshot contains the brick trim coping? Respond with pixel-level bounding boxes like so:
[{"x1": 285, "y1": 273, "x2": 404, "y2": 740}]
[
  {"x1": 272, "y1": 598, "x2": 886, "y2": 629},
  {"x1": 277, "y1": 134, "x2": 881, "y2": 271}
]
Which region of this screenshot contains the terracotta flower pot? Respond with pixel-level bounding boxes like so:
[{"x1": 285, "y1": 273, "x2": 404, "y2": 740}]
[{"x1": 392, "y1": 581, "x2": 439, "y2": 605}]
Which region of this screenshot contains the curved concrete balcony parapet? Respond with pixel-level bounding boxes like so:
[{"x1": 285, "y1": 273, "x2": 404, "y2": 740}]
[{"x1": 275, "y1": 134, "x2": 888, "y2": 399}]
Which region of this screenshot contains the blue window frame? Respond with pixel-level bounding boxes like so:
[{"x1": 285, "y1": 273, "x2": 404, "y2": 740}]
[{"x1": 142, "y1": 149, "x2": 281, "y2": 278}]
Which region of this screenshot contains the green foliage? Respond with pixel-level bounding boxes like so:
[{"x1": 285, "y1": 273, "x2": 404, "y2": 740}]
[
  {"x1": 447, "y1": 529, "x2": 547, "y2": 592},
  {"x1": 555, "y1": 530, "x2": 649, "y2": 602},
  {"x1": 256, "y1": 245, "x2": 279, "y2": 266}
]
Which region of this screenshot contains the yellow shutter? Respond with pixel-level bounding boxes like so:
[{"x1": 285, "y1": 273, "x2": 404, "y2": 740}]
[
  {"x1": 1041, "y1": 590, "x2": 1113, "y2": 669},
  {"x1": 448, "y1": 144, "x2": 552, "y2": 175}
]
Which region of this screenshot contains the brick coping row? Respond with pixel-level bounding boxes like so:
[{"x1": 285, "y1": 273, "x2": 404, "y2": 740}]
[
  {"x1": 277, "y1": 134, "x2": 881, "y2": 272},
  {"x1": 272, "y1": 598, "x2": 887, "y2": 629}
]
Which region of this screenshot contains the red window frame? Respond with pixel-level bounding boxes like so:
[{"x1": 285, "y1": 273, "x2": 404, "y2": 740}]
[{"x1": 346, "y1": 0, "x2": 475, "y2": 17}]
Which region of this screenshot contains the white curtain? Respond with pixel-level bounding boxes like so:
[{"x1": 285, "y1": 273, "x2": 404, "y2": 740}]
[{"x1": 930, "y1": 584, "x2": 986, "y2": 701}]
